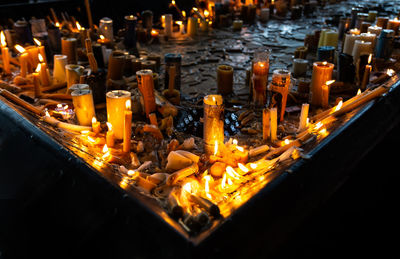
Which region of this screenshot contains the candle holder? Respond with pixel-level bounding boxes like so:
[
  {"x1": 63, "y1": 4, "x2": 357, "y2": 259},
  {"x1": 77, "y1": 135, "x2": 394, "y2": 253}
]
[
  {"x1": 251, "y1": 48, "x2": 271, "y2": 107},
  {"x1": 203, "y1": 95, "x2": 224, "y2": 155},
  {"x1": 106, "y1": 90, "x2": 131, "y2": 139},
  {"x1": 99, "y1": 17, "x2": 113, "y2": 41},
  {"x1": 268, "y1": 69, "x2": 291, "y2": 122}
]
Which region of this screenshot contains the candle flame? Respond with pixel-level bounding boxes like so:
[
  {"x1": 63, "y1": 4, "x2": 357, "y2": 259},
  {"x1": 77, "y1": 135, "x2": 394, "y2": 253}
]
[
  {"x1": 386, "y1": 69, "x2": 395, "y2": 76},
  {"x1": 284, "y1": 139, "x2": 290, "y2": 146},
  {"x1": 226, "y1": 166, "x2": 241, "y2": 180},
  {"x1": 99, "y1": 35, "x2": 105, "y2": 40},
  {"x1": 204, "y1": 175, "x2": 212, "y2": 199},
  {"x1": 233, "y1": 139, "x2": 238, "y2": 145},
  {"x1": 125, "y1": 99, "x2": 131, "y2": 110},
  {"x1": 193, "y1": 7, "x2": 198, "y2": 11},
  {"x1": 106, "y1": 122, "x2": 113, "y2": 131},
  {"x1": 33, "y1": 38, "x2": 41, "y2": 46},
  {"x1": 14, "y1": 44, "x2": 26, "y2": 53},
  {"x1": 171, "y1": 0, "x2": 175, "y2": 5},
  {"x1": 236, "y1": 146, "x2": 244, "y2": 152},
  {"x1": 183, "y1": 182, "x2": 192, "y2": 194},
  {"x1": 0, "y1": 31, "x2": 6, "y2": 47},
  {"x1": 102, "y1": 144, "x2": 109, "y2": 153},
  {"x1": 55, "y1": 22, "x2": 60, "y2": 28},
  {"x1": 151, "y1": 29, "x2": 158, "y2": 36},
  {"x1": 204, "y1": 10, "x2": 209, "y2": 17},
  {"x1": 238, "y1": 163, "x2": 250, "y2": 174},
  {"x1": 87, "y1": 136, "x2": 96, "y2": 143},
  {"x1": 182, "y1": 11, "x2": 186, "y2": 18},
  {"x1": 221, "y1": 173, "x2": 227, "y2": 189},
  {"x1": 35, "y1": 63, "x2": 41, "y2": 73},
  {"x1": 45, "y1": 110, "x2": 50, "y2": 117},
  {"x1": 249, "y1": 163, "x2": 257, "y2": 170},
  {"x1": 81, "y1": 130, "x2": 90, "y2": 135},
  {"x1": 314, "y1": 122, "x2": 324, "y2": 130},
  {"x1": 322, "y1": 61, "x2": 327, "y2": 66},
  {"x1": 357, "y1": 89, "x2": 362, "y2": 95},
  {"x1": 326, "y1": 80, "x2": 335, "y2": 86},
  {"x1": 76, "y1": 21, "x2": 82, "y2": 31},
  {"x1": 38, "y1": 53, "x2": 44, "y2": 63},
  {"x1": 395, "y1": 17, "x2": 399, "y2": 22},
  {"x1": 368, "y1": 54, "x2": 372, "y2": 64},
  {"x1": 334, "y1": 100, "x2": 343, "y2": 111},
  {"x1": 176, "y1": 21, "x2": 183, "y2": 25},
  {"x1": 92, "y1": 117, "x2": 97, "y2": 124}
]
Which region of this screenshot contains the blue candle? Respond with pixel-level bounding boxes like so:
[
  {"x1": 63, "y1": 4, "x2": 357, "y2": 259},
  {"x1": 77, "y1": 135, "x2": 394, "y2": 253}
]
[{"x1": 375, "y1": 29, "x2": 394, "y2": 59}]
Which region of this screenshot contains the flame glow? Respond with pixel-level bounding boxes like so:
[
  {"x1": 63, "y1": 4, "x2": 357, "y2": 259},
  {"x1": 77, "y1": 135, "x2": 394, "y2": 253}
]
[
  {"x1": 35, "y1": 64, "x2": 41, "y2": 73},
  {"x1": 106, "y1": 122, "x2": 112, "y2": 131},
  {"x1": 99, "y1": 35, "x2": 105, "y2": 40},
  {"x1": 326, "y1": 80, "x2": 335, "y2": 86},
  {"x1": 1, "y1": 31, "x2": 6, "y2": 47},
  {"x1": 92, "y1": 117, "x2": 97, "y2": 124},
  {"x1": 38, "y1": 53, "x2": 44, "y2": 63},
  {"x1": 334, "y1": 100, "x2": 343, "y2": 112},
  {"x1": 238, "y1": 163, "x2": 250, "y2": 174},
  {"x1": 126, "y1": 99, "x2": 131, "y2": 110},
  {"x1": 33, "y1": 38, "x2": 41, "y2": 46},
  {"x1": 14, "y1": 44, "x2": 26, "y2": 53},
  {"x1": 357, "y1": 89, "x2": 362, "y2": 95},
  {"x1": 76, "y1": 21, "x2": 82, "y2": 31},
  {"x1": 368, "y1": 54, "x2": 372, "y2": 64}
]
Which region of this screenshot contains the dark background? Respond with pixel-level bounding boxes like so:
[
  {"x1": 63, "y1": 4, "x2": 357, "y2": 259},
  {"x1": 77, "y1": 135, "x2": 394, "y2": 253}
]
[{"x1": 1, "y1": 0, "x2": 399, "y2": 258}]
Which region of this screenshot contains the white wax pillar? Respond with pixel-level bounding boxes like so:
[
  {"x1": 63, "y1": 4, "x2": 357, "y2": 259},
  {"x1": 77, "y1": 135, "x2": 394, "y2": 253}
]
[
  {"x1": 343, "y1": 33, "x2": 360, "y2": 55},
  {"x1": 65, "y1": 64, "x2": 85, "y2": 91},
  {"x1": 53, "y1": 54, "x2": 68, "y2": 84}
]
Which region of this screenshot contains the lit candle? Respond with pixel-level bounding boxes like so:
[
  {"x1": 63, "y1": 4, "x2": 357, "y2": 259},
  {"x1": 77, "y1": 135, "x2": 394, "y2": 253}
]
[
  {"x1": 99, "y1": 17, "x2": 114, "y2": 41},
  {"x1": 71, "y1": 88, "x2": 95, "y2": 126},
  {"x1": 61, "y1": 37, "x2": 78, "y2": 64},
  {"x1": 361, "y1": 54, "x2": 372, "y2": 90},
  {"x1": 269, "y1": 69, "x2": 291, "y2": 122},
  {"x1": 310, "y1": 61, "x2": 334, "y2": 107},
  {"x1": 293, "y1": 58, "x2": 308, "y2": 77},
  {"x1": 136, "y1": 69, "x2": 156, "y2": 118},
  {"x1": 252, "y1": 48, "x2": 271, "y2": 107},
  {"x1": 203, "y1": 95, "x2": 224, "y2": 155},
  {"x1": 367, "y1": 25, "x2": 382, "y2": 36},
  {"x1": 348, "y1": 28, "x2": 360, "y2": 35},
  {"x1": 38, "y1": 54, "x2": 50, "y2": 86},
  {"x1": 359, "y1": 32, "x2": 377, "y2": 49},
  {"x1": 1, "y1": 31, "x2": 11, "y2": 74},
  {"x1": 106, "y1": 122, "x2": 115, "y2": 147},
  {"x1": 298, "y1": 103, "x2": 309, "y2": 132},
  {"x1": 33, "y1": 66, "x2": 41, "y2": 98},
  {"x1": 53, "y1": 54, "x2": 68, "y2": 84},
  {"x1": 65, "y1": 64, "x2": 85, "y2": 90},
  {"x1": 343, "y1": 33, "x2": 361, "y2": 55},
  {"x1": 26, "y1": 45, "x2": 39, "y2": 70},
  {"x1": 92, "y1": 116, "x2": 101, "y2": 134},
  {"x1": 217, "y1": 65, "x2": 233, "y2": 95},
  {"x1": 106, "y1": 90, "x2": 131, "y2": 139},
  {"x1": 33, "y1": 38, "x2": 46, "y2": 65},
  {"x1": 351, "y1": 40, "x2": 372, "y2": 64},
  {"x1": 270, "y1": 107, "x2": 277, "y2": 143},
  {"x1": 387, "y1": 18, "x2": 400, "y2": 34},
  {"x1": 123, "y1": 100, "x2": 132, "y2": 153},
  {"x1": 321, "y1": 80, "x2": 335, "y2": 109}
]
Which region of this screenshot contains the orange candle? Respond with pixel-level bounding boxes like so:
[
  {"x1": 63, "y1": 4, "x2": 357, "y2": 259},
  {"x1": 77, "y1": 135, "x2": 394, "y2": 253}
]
[
  {"x1": 310, "y1": 61, "x2": 334, "y2": 107},
  {"x1": 92, "y1": 117, "x2": 101, "y2": 134},
  {"x1": 1, "y1": 31, "x2": 10, "y2": 74},
  {"x1": 38, "y1": 54, "x2": 50, "y2": 86},
  {"x1": 106, "y1": 122, "x2": 115, "y2": 147},
  {"x1": 123, "y1": 100, "x2": 132, "y2": 153},
  {"x1": 19, "y1": 52, "x2": 29, "y2": 77},
  {"x1": 33, "y1": 69, "x2": 41, "y2": 98}
]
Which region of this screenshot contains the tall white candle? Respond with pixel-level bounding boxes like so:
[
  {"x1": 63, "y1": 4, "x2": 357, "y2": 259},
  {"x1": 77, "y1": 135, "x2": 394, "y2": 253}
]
[{"x1": 53, "y1": 54, "x2": 68, "y2": 84}]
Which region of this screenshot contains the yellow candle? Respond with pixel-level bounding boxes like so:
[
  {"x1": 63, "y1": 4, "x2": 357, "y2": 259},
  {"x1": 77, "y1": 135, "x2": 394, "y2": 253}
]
[
  {"x1": 106, "y1": 90, "x2": 131, "y2": 139},
  {"x1": 203, "y1": 95, "x2": 224, "y2": 155},
  {"x1": 71, "y1": 89, "x2": 96, "y2": 126},
  {"x1": 136, "y1": 69, "x2": 156, "y2": 118},
  {"x1": 34, "y1": 38, "x2": 47, "y2": 64},
  {"x1": 270, "y1": 107, "x2": 277, "y2": 143},
  {"x1": 310, "y1": 62, "x2": 334, "y2": 107},
  {"x1": 33, "y1": 71, "x2": 41, "y2": 98},
  {"x1": 217, "y1": 65, "x2": 233, "y2": 95},
  {"x1": 106, "y1": 122, "x2": 115, "y2": 147},
  {"x1": 262, "y1": 108, "x2": 270, "y2": 140},
  {"x1": 26, "y1": 46, "x2": 39, "y2": 70},
  {"x1": 123, "y1": 100, "x2": 132, "y2": 153},
  {"x1": 19, "y1": 52, "x2": 29, "y2": 77},
  {"x1": 92, "y1": 117, "x2": 101, "y2": 134},
  {"x1": 38, "y1": 54, "x2": 50, "y2": 86},
  {"x1": 321, "y1": 80, "x2": 335, "y2": 108}
]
